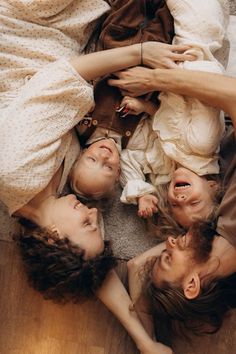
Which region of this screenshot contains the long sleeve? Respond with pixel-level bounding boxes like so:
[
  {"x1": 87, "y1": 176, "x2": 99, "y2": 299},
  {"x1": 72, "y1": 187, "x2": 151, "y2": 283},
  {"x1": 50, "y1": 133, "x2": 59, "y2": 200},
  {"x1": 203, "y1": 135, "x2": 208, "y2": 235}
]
[
  {"x1": 166, "y1": 0, "x2": 229, "y2": 52},
  {"x1": 5, "y1": 0, "x2": 109, "y2": 25},
  {"x1": 0, "y1": 59, "x2": 94, "y2": 214},
  {"x1": 0, "y1": 0, "x2": 109, "y2": 110},
  {"x1": 120, "y1": 149, "x2": 157, "y2": 205},
  {"x1": 119, "y1": 118, "x2": 171, "y2": 205},
  {"x1": 152, "y1": 0, "x2": 228, "y2": 176}
]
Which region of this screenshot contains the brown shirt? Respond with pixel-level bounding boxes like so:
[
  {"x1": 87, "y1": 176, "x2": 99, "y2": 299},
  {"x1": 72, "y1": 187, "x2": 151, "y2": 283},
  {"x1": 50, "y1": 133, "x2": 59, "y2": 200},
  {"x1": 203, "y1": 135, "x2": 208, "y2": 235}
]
[{"x1": 217, "y1": 127, "x2": 236, "y2": 247}]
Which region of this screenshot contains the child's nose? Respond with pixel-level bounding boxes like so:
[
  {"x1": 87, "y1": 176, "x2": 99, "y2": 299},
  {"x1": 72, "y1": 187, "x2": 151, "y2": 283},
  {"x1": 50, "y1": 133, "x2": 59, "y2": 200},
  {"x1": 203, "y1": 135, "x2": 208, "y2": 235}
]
[
  {"x1": 176, "y1": 194, "x2": 187, "y2": 202},
  {"x1": 100, "y1": 150, "x2": 110, "y2": 159}
]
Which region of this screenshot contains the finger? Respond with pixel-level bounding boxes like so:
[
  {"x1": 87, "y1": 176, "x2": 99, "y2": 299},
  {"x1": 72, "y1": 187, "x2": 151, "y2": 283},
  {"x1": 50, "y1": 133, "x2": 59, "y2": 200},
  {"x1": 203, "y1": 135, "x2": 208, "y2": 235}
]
[
  {"x1": 143, "y1": 210, "x2": 148, "y2": 218},
  {"x1": 125, "y1": 110, "x2": 136, "y2": 116},
  {"x1": 171, "y1": 44, "x2": 192, "y2": 53},
  {"x1": 138, "y1": 210, "x2": 143, "y2": 217},
  {"x1": 163, "y1": 59, "x2": 179, "y2": 69},
  {"x1": 146, "y1": 207, "x2": 153, "y2": 216},
  {"x1": 172, "y1": 52, "x2": 196, "y2": 62},
  {"x1": 123, "y1": 95, "x2": 131, "y2": 100},
  {"x1": 152, "y1": 206, "x2": 158, "y2": 213},
  {"x1": 140, "y1": 211, "x2": 147, "y2": 218},
  {"x1": 152, "y1": 198, "x2": 158, "y2": 206},
  {"x1": 108, "y1": 78, "x2": 121, "y2": 87},
  {"x1": 110, "y1": 70, "x2": 124, "y2": 78},
  {"x1": 120, "y1": 97, "x2": 129, "y2": 106},
  {"x1": 120, "y1": 89, "x2": 134, "y2": 97}
]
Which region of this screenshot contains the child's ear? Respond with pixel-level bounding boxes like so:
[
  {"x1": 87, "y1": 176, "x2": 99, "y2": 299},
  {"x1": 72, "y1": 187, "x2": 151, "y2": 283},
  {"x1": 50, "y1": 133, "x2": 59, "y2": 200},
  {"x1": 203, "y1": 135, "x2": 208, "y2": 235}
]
[
  {"x1": 183, "y1": 273, "x2": 201, "y2": 300},
  {"x1": 115, "y1": 166, "x2": 121, "y2": 181}
]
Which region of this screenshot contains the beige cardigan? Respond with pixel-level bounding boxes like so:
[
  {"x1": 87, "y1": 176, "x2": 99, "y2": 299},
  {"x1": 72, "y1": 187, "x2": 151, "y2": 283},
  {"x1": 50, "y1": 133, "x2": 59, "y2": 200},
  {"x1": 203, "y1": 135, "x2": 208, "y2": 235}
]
[{"x1": 0, "y1": 0, "x2": 109, "y2": 214}]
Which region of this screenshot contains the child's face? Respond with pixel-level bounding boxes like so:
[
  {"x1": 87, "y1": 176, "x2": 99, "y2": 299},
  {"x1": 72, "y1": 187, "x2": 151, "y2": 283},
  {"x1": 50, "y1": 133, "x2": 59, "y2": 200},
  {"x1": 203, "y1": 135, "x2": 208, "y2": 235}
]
[
  {"x1": 71, "y1": 139, "x2": 120, "y2": 198},
  {"x1": 168, "y1": 168, "x2": 218, "y2": 227}
]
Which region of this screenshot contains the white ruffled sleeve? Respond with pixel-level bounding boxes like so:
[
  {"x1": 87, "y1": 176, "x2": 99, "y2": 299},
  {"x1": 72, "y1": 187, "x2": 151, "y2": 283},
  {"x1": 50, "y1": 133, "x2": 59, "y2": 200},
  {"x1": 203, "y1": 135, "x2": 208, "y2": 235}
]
[{"x1": 119, "y1": 149, "x2": 156, "y2": 205}]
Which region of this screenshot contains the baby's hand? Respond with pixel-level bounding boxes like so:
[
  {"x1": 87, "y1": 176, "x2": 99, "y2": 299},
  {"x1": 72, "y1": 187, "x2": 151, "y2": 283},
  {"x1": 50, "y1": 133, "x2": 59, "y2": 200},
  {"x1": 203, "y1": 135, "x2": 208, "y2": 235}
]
[
  {"x1": 120, "y1": 96, "x2": 150, "y2": 115},
  {"x1": 138, "y1": 194, "x2": 158, "y2": 218}
]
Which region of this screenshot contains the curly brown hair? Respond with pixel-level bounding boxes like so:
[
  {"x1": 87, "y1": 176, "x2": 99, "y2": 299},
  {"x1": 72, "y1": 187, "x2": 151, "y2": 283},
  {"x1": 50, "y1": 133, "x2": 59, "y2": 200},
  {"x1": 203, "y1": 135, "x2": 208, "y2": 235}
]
[{"x1": 16, "y1": 220, "x2": 117, "y2": 303}]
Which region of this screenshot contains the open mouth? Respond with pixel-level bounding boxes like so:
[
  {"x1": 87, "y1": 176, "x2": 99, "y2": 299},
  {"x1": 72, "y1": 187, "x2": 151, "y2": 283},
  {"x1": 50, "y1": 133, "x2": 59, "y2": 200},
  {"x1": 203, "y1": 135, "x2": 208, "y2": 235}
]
[
  {"x1": 174, "y1": 182, "x2": 191, "y2": 190},
  {"x1": 74, "y1": 200, "x2": 82, "y2": 210}
]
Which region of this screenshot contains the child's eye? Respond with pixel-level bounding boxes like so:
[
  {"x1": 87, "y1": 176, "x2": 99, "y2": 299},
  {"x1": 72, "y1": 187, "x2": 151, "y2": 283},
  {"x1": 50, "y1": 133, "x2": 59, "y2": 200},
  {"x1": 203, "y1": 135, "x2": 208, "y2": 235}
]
[
  {"x1": 191, "y1": 201, "x2": 200, "y2": 205},
  {"x1": 88, "y1": 157, "x2": 96, "y2": 162},
  {"x1": 105, "y1": 165, "x2": 113, "y2": 171}
]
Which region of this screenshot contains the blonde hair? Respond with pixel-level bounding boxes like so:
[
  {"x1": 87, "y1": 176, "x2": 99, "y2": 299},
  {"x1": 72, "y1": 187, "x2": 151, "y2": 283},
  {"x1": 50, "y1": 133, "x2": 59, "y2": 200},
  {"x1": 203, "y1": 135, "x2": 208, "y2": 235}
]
[
  {"x1": 69, "y1": 156, "x2": 118, "y2": 201},
  {"x1": 147, "y1": 175, "x2": 223, "y2": 241}
]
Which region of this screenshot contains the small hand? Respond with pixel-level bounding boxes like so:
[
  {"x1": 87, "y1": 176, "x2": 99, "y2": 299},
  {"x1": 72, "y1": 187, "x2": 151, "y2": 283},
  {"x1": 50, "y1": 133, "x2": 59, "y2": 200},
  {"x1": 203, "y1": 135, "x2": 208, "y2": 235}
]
[
  {"x1": 120, "y1": 96, "x2": 148, "y2": 116},
  {"x1": 138, "y1": 194, "x2": 158, "y2": 218},
  {"x1": 120, "y1": 96, "x2": 157, "y2": 116}
]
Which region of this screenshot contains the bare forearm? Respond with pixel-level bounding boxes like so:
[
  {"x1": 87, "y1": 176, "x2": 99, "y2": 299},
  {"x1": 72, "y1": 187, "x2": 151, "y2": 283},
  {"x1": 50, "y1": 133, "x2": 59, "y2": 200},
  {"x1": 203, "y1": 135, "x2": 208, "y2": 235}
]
[
  {"x1": 70, "y1": 44, "x2": 141, "y2": 81},
  {"x1": 69, "y1": 42, "x2": 195, "y2": 83},
  {"x1": 153, "y1": 69, "x2": 236, "y2": 131},
  {"x1": 128, "y1": 244, "x2": 165, "y2": 303},
  {"x1": 96, "y1": 270, "x2": 155, "y2": 352}
]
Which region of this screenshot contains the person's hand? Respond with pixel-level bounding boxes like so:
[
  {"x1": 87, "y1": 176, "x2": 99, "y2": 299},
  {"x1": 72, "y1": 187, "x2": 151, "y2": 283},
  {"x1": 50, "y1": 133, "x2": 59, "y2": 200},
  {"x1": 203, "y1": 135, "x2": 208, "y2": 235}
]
[
  {"x1": 119, "y1": 96, "x2": 149, "y2": 115},
  {"x1": 141, "y1": 42, "x2": 196, "y2": 69},
  {"x1": 141, "y1": 341, "x2": 173, "y2": 354},
  {"x1": 138, "y1": 194, "x2": 158, "y2": 218},
  {"x1": 109, "y1": 66, "x2": 157, "y2": 97},
  {"x1": 120, "y1": 96, "x2": 157, "y2": 116}
]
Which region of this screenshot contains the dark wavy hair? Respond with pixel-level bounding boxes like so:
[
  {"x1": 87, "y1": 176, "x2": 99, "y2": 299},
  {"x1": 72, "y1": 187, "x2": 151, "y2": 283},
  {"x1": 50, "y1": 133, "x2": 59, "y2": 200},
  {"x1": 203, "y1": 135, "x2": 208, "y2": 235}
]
[
  {"x1": 15, "y1": 219, "x2": 117, "y2": 303},
  {"x1": 147, "y1": 222, "x2": 236, "y2": 344},
  {"x1": 149, "y1": 273, "x2": 236, "y2": 345}
]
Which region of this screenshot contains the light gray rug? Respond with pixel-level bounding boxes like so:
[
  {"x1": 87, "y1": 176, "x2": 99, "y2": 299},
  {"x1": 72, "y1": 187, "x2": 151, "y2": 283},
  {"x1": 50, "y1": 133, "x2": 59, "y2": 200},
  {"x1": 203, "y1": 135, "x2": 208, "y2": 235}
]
[{"x1": 103, "y1": 187, "x2": 157, "y2": 260}]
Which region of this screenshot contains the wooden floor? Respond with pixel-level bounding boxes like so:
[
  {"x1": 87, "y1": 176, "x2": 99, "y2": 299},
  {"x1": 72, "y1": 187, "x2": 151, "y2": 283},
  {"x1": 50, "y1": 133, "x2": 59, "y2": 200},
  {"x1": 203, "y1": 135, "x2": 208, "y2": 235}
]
[
  {"x1": 0, "y1": 240, "x2": 138, "y2": 354},
  {"x1": 1, "y1": 239, "x2": 236, "y2": 354}
]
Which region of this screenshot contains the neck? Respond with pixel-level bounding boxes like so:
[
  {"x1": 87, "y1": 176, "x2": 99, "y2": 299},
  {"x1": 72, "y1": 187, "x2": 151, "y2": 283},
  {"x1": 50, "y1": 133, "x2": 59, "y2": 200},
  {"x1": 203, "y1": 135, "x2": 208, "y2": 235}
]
[
  {"x1": 199, "y1": 236, "x2": 236, "y2": 281},
  {"x1": 18, "y1": 193, "x2": 56, "y2": 228},
  {"x1": 17, "y1": 165, "x2": 63, "y2": 226}
]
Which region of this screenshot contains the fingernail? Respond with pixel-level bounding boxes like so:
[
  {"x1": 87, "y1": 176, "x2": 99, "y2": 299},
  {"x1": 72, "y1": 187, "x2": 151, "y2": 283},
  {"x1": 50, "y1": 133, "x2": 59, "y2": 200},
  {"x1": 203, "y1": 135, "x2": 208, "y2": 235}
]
[
  {"x1": 116, "y1": 105, "x2": 125, "y2": 112},
  {"x1": 120, "y1": 111, "x2": 129, "y2": 117}
]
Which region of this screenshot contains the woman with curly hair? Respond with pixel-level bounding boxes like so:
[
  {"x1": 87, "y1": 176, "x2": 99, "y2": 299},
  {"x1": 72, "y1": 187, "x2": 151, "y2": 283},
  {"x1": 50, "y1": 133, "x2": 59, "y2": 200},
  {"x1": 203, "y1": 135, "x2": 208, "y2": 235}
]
[{"x1": 0, "y1": 1, "x2": 193, "y2": 352}]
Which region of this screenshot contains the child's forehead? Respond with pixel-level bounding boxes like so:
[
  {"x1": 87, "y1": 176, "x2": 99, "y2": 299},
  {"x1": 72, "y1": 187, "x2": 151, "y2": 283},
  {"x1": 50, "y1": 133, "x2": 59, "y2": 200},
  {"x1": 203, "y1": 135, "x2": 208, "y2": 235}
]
[{"x1": 85, "y1": 137, "x2": 121, "y2": 153}]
